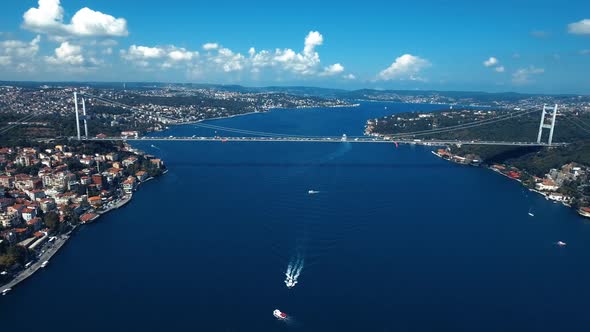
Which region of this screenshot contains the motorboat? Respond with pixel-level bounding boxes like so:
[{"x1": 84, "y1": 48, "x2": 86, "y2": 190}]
[{"x1": 273, "y1": 309, "x2": 287, "y2": 320}]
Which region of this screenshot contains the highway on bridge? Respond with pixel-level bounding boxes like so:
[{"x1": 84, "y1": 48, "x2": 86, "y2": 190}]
[{"x1": 80, "y1": 136, "x2": 567, "y2": 147}]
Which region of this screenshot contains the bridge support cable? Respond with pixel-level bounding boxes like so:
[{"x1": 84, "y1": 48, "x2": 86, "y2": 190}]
[
  {"x1": 194, "y1": 122, "x2": 364, "y2": 139},
  {"x1": 385, "y1": 108, "x2": 541, "y2": 139},
  {"x1": 0, "y1": 113, "x2": 39, "y2": 135}
]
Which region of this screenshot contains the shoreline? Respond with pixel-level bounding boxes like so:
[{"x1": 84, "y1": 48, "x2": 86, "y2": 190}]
[
  {"x1": 430, "y1": 149, "x2": 581, "y2": 214},
  {"x1": 0, "y1": 171, "x2": 165, "y2": 295},
  {"x1": 161, "y1": 103, "x2": 359, "y2": 127},
  {"x1": 1, "y1": 228, "x2": 72, "y2": 294}
]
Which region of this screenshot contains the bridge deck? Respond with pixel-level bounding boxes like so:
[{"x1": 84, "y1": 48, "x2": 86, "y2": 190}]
[{"x1": 81, "y1": 136, "x2": 566, "y2": 147}]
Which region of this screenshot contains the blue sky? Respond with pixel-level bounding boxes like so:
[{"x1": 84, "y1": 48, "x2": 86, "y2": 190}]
[{"x1": 0, "y1": 0, "x2": 589, "y2": 94}]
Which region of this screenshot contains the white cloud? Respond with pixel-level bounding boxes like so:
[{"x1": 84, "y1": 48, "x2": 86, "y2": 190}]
[
  {"x1": 320, "y1": 63, "x2": 344, "y2": 76},
  {"x1": 377, "y1": 54, "x2": 430, "y2": 81},
  {"x1": 119, "y1": 31, "x2": 347, "y2": 79},
  {"x1": 45, "y1": 41, "x2": 84, "y2": 65},
  {"x1": 121, "y1": 45, "x2": 199, "y2": 69},
  {"x1": 0, "y1": 35, "x2": 41, "y2": 68},
  {"x1": 483, "y1": 57, "x2": 498, "y2": 67},
  {"x1": 512, "y1": 66, "x2": 544, "y2": 84},
  {"x1": 122, "y1": 45, "x2": 166, "y2": 60},
  {"x1": 343, "y1": 73, "x2": 356, "y2": 80},
  {"x1": 568, "y1": 19, "x2": 590, "y2": 35},
  {"x1": 483, "y1": 57, "x2": 504, "y2": 73},
  {"x1": 210, "y1": 47, "x2": 245, "y2": 72},
  {"x1": 203, "y1": 43, "x2": 219, "y2": 51},
  {"x1": 168, "y1": 49, "x2": 197, "y2": 62},
  {"x1": 304, "y1": 31, "x2": 323, "y2": 56},
  {"x1": 22, "y1": 0, "x2": 128, "y2": 37}
]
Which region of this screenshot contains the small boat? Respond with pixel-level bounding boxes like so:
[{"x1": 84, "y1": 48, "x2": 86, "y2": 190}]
[
  {"x1": 273, "y1": 309, "x2": 287, "y2": 320},
  {"x1": 0, "y1": 271, "x2": 7, "y2": 275},
  {"x1": 285, "y1": 276, "x2": 297, "y2": 288},
  {"x1": 556, "y1": 241, "x2": 567, "y2": 247},
  {"x1": 528, "y1": 209, "x2": 534, "y2": 217},
  {"x1": 2, "y1": 288, "x2": 11, "y2": 295},
  {"x1": 41, "y1": 261, "x2": 49, "y2": 268},
  {"x1": 308, "y1": 190, "x2": 320, "y2": 195}
]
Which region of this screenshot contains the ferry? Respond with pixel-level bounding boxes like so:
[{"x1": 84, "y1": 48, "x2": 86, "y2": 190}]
[
  {"x1": 41, "y1": 260, "x2": 49, "y2": 268},
  {"x1": 273, "y1": 309, "x2": 287, "y2": 320},
  {"x1": 556, "y1": 241, "x2": 567, "y2": 247},
  {"x1": 308, "y1": 190, "x2": 320, "y2": 195},
  {"x1": 2, "y1": 288, "x2": 11, "y2": 296}
]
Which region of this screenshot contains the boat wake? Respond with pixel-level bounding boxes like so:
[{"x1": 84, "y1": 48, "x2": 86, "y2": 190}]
[{"x1": 285, "y1": 255, "x2": 304, "y2": 288}]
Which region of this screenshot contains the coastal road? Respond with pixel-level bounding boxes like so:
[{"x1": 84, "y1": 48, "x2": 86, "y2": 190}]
[{"x1": 0, "y1": 233, "x2": 71, "y2": 294}]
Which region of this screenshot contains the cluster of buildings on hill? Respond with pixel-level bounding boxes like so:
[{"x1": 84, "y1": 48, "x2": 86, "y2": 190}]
[
  {"x1": 0, "y1": 85, "x2": 354, "y2": 140},
  {"x1": 0, "y1": 142, "x2": 165, "y2": 276},
  {"x1": 433, "y1": 147, "x2": 590, "y2": 217}
]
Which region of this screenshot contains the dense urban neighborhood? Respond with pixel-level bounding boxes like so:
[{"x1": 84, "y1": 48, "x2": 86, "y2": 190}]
[
  {"x1": 0, "y1": 83, "x2": 355, "y2": 143},
  {"x1": 0, "y1": 140, "x2": 165, "y2": 290}
]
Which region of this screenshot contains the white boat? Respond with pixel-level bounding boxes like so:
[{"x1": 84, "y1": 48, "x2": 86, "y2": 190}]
[
  {"x1": 285, "y1": 276, "x2": 297, "y2": 288},
  {"x1": 41, "y1": 261, "x2": 49, "y2": 268},
  {"x1": 308, "y1": 190, "x2": 320, "y2": 195},
  {"x1": 556, "y1": 241, "x2": 567, "y2": 247},
  {"x1": 273, "y1": 309, "x2": 287, "y2": 320},
  {"x1": 528, "y1": 211, "x2": 534, "y2": 217},
  {"x1": 0, "y1": 271, "x2": 7, "y2": 275},
  {"x1": 2, "y1": 288, "x2": 11, "y2": 295}
]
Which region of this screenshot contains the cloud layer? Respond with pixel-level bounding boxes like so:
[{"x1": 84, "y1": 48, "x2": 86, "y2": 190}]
[
  {"x1": 121, "y1": 31, "x2": 350, "y2": 80},
  {"x1": 22, "y1": 0, "x2": 128, "y2": 37}
]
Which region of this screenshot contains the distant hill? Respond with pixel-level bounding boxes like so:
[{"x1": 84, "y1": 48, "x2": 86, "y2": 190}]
[{"x1": 1, "y1": 81, "x2": 585, "y2": 101}]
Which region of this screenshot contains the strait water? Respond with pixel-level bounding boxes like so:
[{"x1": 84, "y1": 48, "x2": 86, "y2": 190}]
[{"x1": 2, "y1": 102, "x2": 590, "y2": 331}]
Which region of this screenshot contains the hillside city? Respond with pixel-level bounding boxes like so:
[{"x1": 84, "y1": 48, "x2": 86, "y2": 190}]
[{"x1": 0, "y1": 140, "x2": 164, "y2": 286}]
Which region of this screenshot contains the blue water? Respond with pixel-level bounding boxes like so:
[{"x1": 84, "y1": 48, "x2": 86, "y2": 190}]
[{"x1": 3, "y1": 102, "x2": 590, "y2": 331}]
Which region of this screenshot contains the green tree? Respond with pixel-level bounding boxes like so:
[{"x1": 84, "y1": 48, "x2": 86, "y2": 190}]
[{"x1": 44, "y1": 211, "x2": 59, "y2": 232}]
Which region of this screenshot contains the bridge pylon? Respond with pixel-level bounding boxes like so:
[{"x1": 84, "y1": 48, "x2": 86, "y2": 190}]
[
  {"x1": 536, "y1": 104, "x2": 558, "y2": 145},
  {"x1": 73, "y1": 92, "x2": 81, "y2": 140}
]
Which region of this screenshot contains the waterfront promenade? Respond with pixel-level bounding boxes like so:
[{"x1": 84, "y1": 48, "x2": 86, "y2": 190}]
[
  {"x1": 0, "y1": 187, "x2": 144, "y2": 294},
  {"x1": 0, "y1": 232, "x2": 71, "y2": 294}
]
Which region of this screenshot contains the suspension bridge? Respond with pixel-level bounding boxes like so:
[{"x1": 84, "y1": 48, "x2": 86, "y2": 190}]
[{"x1": 1, "y1": 92, "x2": 571, "y2": 148}]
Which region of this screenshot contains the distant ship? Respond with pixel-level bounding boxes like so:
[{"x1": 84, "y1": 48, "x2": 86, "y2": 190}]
[
  {"x1": 2, "y1": 288, "x2": 11, "y2": 296},
  {"x1": 308, "y1": 190, "x2": 320, "y2": 195},
  {"x1": 41, "y1": 260, "x2": 49, "y2": 268},
  {"x1": 273, "y1": 309, "x2": 287, "y2": 320},
  {"x1": 556, "y1": 241, "x2": 567, "y2": 247},
  {"x1": 528, "y1": 212, "x2": 535, "y2": 217}
]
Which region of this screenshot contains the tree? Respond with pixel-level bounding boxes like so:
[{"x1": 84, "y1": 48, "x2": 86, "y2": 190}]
[{"x1": 44, "y1": 211, "x2": 59, "y2": 231}]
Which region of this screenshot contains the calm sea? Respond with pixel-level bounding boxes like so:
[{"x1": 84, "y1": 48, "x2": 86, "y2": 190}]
[{"x1": 2, "y1": 102, "x2": 590, "y2": 331}]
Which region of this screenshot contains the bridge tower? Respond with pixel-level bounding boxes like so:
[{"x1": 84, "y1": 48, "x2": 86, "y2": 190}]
[
  {"x1": 536, "y1": 104, "x2": 558, "y2": 145},
  {"x1": 73, "y1": 92, "x2": 81, "y2": 140},
  {"x1": 82, "y1": 97, "x2": 89, "y2": 138}
]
